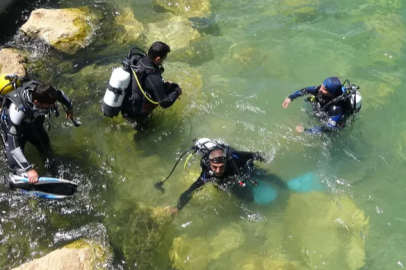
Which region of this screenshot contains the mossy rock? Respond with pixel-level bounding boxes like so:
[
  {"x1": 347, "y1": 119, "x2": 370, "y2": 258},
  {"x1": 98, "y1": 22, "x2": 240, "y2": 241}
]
[
  {"x1": 145, "y1": 16, "x2": 200, "y2": 51},
  {"x1": 152, "y1": 0, "x2": 211, "y2": 18},
  {"x1": 170, "y1": 235, "x2": 211, "y2": 270},
  {"x1": 20, "y1": 8, "x2": 101, "y2": 54},
  {"x1": 285, "y1": 192, "x2": 369, "y2": 270},
  {"x1": 114, "y1": 7, "x2": 144, "y2": 45},
  {"x1": 12, "y1": 239, "x2": 112, "y2": 270},
  {"x1": 279, "y1": 0, "x2": 320, "y2": 15},
  {"x1": 365, "y1": 13, "x2": 406, "y2": 54},
  {"x1": 105, "y1": 200, "x2": 174, "y2": 269},
  {"x1": 0, "y1": 48, "x2": 27, "y2": 76}
]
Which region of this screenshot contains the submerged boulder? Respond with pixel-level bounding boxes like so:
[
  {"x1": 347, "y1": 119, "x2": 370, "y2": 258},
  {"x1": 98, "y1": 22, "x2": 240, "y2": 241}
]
[
  {"x1": 170, "y1": 223, "x2": 244, "y2": 270},
  {"x1": 20, "y1": 8, "x2": 99, "y2": 54},
  {"x1": 12, "y1": 239, "x2": 112, "y2": 270},
  {"x1": 105, "y1": 200, "x2": 174, "y2": 269},
  {"x1": 0, "y1": 48, "x2": 26, "y2": 76},
  {"x1": 285, "y1": 192, "x2": 369, "y2": 270},
  {"x1": 152, "y1": 0, "x2": 211, "y2": 18},
  {"x1": 114, "y1": 7, "x2": 144, "y2": 45},
  {"x1": 145, "y1": 16, "x2": 200, "y2": 51}
]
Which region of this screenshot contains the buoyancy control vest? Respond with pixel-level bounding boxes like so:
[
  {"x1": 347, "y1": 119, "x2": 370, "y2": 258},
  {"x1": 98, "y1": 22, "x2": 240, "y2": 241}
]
[
  {"x1": 307, "y1": 83, "x2": 362, "y2": 119},
  {"x1": 122, "y1": 57, "x2": 164, "y2": 117},
  {"x1": 2, "y1": 80, "x2": 41, "y2": 117},
  {"x1": 101, "y1": 47, "x2": 163, "y2": 118}
]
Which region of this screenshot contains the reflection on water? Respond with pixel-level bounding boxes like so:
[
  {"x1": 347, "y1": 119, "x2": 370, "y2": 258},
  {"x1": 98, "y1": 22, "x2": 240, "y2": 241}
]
[{"x1": 1, "y1": 0, "x2": 406, "y2": 269}]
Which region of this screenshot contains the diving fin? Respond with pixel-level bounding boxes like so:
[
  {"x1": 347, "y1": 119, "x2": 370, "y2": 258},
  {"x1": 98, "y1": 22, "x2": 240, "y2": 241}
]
[{"x1": 8, "y1": 174, "x2": 78, "y2": 199}]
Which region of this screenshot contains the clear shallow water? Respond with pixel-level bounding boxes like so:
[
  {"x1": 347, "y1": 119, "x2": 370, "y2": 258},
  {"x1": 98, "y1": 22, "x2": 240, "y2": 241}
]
[{"x1": 1, "y1": 0, "x2": 406, "y2": 269}]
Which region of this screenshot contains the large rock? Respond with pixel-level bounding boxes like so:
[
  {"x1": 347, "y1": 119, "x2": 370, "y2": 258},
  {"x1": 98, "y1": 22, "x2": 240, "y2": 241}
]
[
  {"x1": 145, "y1": 16, "x2": 200, "y2": 51},
  {"x1": 170, "y1": 223, "x2": 244, "y2": 270},
  {"x1": 0, "y1": 48, "x2": 26, "y2": 76},
  {"x1": 152, "y1": 0, "x2": 211, "y2": 18},
  {"x1": 105, "y1": 201, "x2": 174, "y2": 269},
  {"x1": 114, "y1": 7, "x2": 144, "y2": 45},
  {"x1": 12, "y1": 239, "x2": 112, "y2": 270},
  {"x1": 285, "y1": 192, "x2": 369, "y2": 270},
  {"x1": 20, "y1": 8, "x2": 99, "y2": 54}
]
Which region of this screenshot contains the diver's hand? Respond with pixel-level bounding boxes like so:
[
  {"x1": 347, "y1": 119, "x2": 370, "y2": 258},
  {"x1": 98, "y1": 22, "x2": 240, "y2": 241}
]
[
  {"x1": 65, "y1": 107, "x2": 74, "y2": 119},
  {"x1": 282, "y1": 98, "x2": 291, "y2": 108},
  {"x1": 254, "y1": 152, "x2": 267, "y2": 162},
  {"x1": 164, "y1": 205, "x2": 178, "y2": 216},
  {"x1": 175, "y1": 87, "x2": 182, "y2": 96},
  {"x1": 295, "y1": 125, "x2": 304, "y2": 133},
  {"x1": 170, "y1": 207, "x2": 179, "y2": 215},
  {"x1": 27, "y1": 169, "x2": 39, "y2": 184}
]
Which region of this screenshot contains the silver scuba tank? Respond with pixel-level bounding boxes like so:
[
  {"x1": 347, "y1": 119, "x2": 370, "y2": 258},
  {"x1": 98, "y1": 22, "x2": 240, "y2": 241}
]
[
  {"x1": 101, "y1": 67, "x2": 131, "y2": 117},
  {"x1": 350, "y1": 91, "x2": 362, "y2": 112}
]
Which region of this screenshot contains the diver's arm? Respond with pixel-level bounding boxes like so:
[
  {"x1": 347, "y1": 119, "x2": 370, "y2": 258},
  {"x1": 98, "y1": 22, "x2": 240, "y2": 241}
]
[
  {"x1": 6, "y1": 104, "x2": 33, "y2": 171},
  {"x1": 287, "y1": 86, "x2": 318, "y2": 101},
  {"x1": 56, "y1": 90, "x2": 73, "y2": 109},
  {"x1": 176, "y1": 176, "x2": 205, "y2": 210},
  {"x1": 229, "y1": 150, "x2": 266, "y2": 169},
  {"x1": 145, "y1": 74, "x2": 179, "y2": 109}
]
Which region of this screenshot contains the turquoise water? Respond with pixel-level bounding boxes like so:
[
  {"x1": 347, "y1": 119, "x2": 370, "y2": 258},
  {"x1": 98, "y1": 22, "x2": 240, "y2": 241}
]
[{"x1": 1, "y1": 0, "x2": 406, "y2": 269}]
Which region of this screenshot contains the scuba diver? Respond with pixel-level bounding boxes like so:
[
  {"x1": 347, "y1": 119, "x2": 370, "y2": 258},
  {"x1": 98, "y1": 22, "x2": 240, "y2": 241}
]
[
  {"x1": 282, "y1": 77, "x2": 362, "y2": 133},
  {"x1": 101, "y1": 41, "x2": 183, "y2": 131},
  {"x1": 165, "y1": 138, "x2": 275, "y2": 213},
  {"x1": 0, "y1": 75, "x2": 75, "y2": 184}
]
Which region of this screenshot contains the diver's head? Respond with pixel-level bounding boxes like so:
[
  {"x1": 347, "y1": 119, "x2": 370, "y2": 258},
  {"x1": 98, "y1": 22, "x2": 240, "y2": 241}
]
[
  {"x1": 320, "y1": 77, "x2": 342, "y2": 98},
  {"x1": 148, "y1": 41, "x2": 171, "y2": 66},
  {"x1": 32, "y1": 83, "x2": 58, "y2": 114},
  {"x1": 208, "y1": 149, "x2": 227, "y2": 177}
]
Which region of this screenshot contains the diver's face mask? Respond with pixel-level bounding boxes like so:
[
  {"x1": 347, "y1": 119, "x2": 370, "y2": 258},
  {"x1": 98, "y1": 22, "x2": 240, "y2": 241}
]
[
  {"x1": 33, "y1": 102, "x2": 54, "y2": 115},
  {"x1": 208, "y1": 154, "x2": 227, "y2": 177}
]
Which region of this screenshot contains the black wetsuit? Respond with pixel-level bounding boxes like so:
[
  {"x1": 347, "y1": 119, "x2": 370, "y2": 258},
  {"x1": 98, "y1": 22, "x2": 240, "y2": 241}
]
[
  {"x1": 176, "y1": 149, "x2": 265, "y2": 210},
  {"x1": 121, "y1": 56, "x2": 180, "y2": 123},
  {"x1": 0, "y1": 80, "x2": 72, "y2": 172},
  {"x1": 288, "y1": 86, "x2": 353, "y2": 133}
]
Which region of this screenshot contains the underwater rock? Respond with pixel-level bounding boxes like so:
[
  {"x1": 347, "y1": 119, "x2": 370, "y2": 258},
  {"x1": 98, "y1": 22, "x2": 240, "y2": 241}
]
[
  {"x1": 20, "y1": 8, "x2": 99, "y2": 54},
  {"x1": 285, "y1": 192, "x2": 369, "y2": 270},
  {"x1": 365, "y1": 13, "x2": 406, "y2": 55},
  {"x1": 152, "y1": 0, "x2": 211, "y2": 18},
  {"x1": 105, "y1": 201, "x2": 174, "y2": 269},
  {"x1": 145, "y1": 16, "x2": 200, "y2": 51},
  {"x1": 0, "y1": 48, "x2": 26, "y2": 76},
  {"x1": 12, "y1": 239, "x2": 112, "y2": 270},
  {"x1": 170, "y1": 235, "x2": 211, "y2": 270},
  {"x1": 164, "y1": 61, "x2": 203, "y2": 98},
  {"x1": 170, "y1": 223, "x2": 245, "y2": 269},
  {"x1": 280, "y1": 0, "x2": 320, "y2": 14},
  {"x1": 114, "y1": 7, "x2": 144, "y2": 45}
]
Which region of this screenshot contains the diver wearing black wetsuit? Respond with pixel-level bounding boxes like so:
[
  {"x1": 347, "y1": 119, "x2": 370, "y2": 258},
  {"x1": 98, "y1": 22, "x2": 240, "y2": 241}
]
[
  {"x1": 121, "y1": 42, "x2": 182, "y2": 129},
  {"x1": 282, "y1": 77, "x2": 361, "y2": 133},
  {"x1": 0, "y1": 78, "x2": 73, "y2": 181},
  {"x1": 176, "y1": 147, "x2": 265, "y2": 211}
]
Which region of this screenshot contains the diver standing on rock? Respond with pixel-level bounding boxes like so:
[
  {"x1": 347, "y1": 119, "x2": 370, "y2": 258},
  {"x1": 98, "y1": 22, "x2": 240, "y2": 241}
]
[
  {"x1": 102, "y1": 41, "x2": 183, "y2": 131},
  {"x1": 0, "y1": 75, "x2": 75, "y2": 183},
  {"x1": 282, "y1": 77, "x2": 362, "y2": 133}
]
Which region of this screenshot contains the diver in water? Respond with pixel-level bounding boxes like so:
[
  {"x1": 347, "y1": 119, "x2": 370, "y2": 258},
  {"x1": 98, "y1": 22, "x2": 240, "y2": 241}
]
[
  {"x1": 170, "y1": 139, "x2": 276, "y2": 212},
  {"x1": 0, "y1": 76, "x2": 74, "y2": 184},
  {"x1": 282, "y1": 77, "x2": 362, "y2": 133},
  {"x1": 102, "y1": 41, "x2": 183, "y2": 131}
]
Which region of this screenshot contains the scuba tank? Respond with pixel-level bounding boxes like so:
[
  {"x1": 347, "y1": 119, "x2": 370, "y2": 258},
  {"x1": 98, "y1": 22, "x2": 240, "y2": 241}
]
[
  {"x1": 349, "y1": 88, "x2": 362, "y2": 112},
  {"x1": 0, "y1": 74, "x2": 21, "y2": 95},
  {"x1": 194, "y1": 138, "x2": 218, "y2": 156},
  {"x1": 101, "y1": 47, "x2": 147, "y2": 118},
  {"x1": 101, "y1": 67, "x2": 131, "y2": 117}
]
